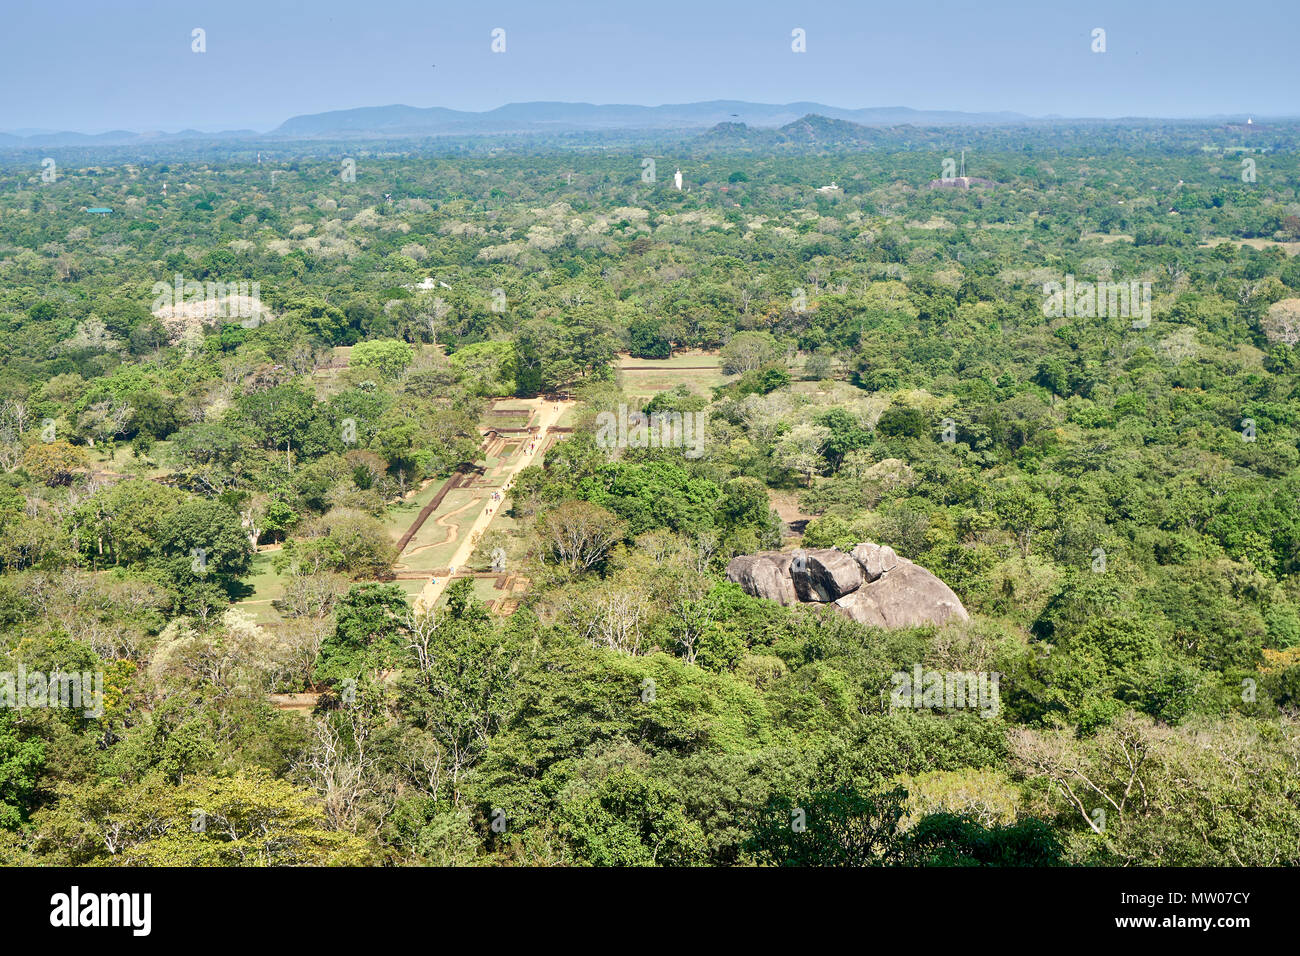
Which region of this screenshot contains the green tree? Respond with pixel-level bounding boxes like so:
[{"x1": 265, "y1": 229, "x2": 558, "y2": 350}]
[
  {"x1": 745, "y1": 786, "x2": 910, "y2": 866},
  {"x1": 628, "y1": 318, "x2": 672, "y2": 359},
  {"x1": 351, "y1": 339, "x2": 415, "y2": 380},
  {"x1": 156, "y1": 498, "x2": 253, "y2": 587},
  {"x1": 314, "y1": 583, "x2": 412, "y2": 685},
  {"x1": 559, "y1": 771, "x2": 707, "y2": 866},
  {"x1": 0, "y1": 711, "x2": 45, "y2": 830}
]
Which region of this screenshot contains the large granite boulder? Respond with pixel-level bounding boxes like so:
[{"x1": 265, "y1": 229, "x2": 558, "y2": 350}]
[
  {"x1": 727, "y1": 542, "x2": 968, "y2": 628},
  {"x1": 834, "y1": 561, "x2": 968, "y2": 628},
  {"x1": 725, "y1": 551, "x2": 798, "y2": 605},
  {"x1": 791, "y1": 548, "x2": 865, "y2": 602}
]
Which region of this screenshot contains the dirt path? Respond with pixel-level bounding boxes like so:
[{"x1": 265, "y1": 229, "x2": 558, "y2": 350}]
[
  {"x1": 406, "y1": 499, "x2": 479, "y2": 556},
  {"x1": 413, "y1": 398, "x2": 572, "y2": 613}
]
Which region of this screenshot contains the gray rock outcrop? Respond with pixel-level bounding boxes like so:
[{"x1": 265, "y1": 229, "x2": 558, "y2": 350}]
[
  {"x1": 724, "y1": 551, "x2": 798, "y2": 606},
  {"x1": 726, "y1": 542, "x2": 969, "y2": 628},
  {"x1": 833, "y1": 561, "x2": 968, "y2": 627}
]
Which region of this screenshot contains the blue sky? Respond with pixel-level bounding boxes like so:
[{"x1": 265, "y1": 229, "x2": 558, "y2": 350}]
[{"x1": 2, "y1": 0, "x2": 1295, "y2": 132}]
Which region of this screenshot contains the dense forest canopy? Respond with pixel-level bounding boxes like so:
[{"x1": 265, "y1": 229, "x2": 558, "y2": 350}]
[{"x1": 0, "y1": 119, "x2": 1297, "y2": 866}]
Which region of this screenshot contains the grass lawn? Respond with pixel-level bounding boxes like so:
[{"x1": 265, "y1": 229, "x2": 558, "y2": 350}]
[
  {"x1": 394, "y1": 485, "x2": 483, "y2": 573},
  {"x1": 487, "y1": 399, "x2": 536, "y2": 428},
  {"x1": 233, "y1": 551, "x2": 287, "y2": 626},
  {"x1": 617, "y1": 349, "x2": 732, "y2": 402},
  {"x1": 618, "y1": 349, "x2": 722, "y2": 371},
  {"x1": 1081, "y1": 232, "x2": 1136, "y2": 244},
  {"x1": 390, "y1": 578, "x2": 427, "y2": 602},
  {"x1": 380, "y1": 476, "x2": 447, "y2": 541},
  {"x1": 308, "y1": 346, "x2": 353, "y2": 399},
  {"x1": 91, "y1": 441, "x2": 174, "y2": 478},
  {"x1": 788, "y1": 379, "x2": 875, "y2": 402}
]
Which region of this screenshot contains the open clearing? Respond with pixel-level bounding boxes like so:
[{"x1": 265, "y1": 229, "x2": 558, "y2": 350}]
[{"x1": 617, "y1": 349, "x2": 732, "y2": 401}]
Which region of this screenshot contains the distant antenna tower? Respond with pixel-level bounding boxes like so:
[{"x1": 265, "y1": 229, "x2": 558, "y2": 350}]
[{"x1": 960, "y1": 150, "x2": 966, "y2": 178}]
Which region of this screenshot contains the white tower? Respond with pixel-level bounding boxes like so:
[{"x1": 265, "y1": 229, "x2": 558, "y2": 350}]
[{"x1": 673, "y1": 169, "x2": 683, "y2": 191}]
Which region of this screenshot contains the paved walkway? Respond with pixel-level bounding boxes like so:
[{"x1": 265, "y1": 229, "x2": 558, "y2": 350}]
[{"x1": 413, "y1": 398, "x2": 571, "y2": 613}]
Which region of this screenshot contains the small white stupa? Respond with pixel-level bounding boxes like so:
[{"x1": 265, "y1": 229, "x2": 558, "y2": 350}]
[{"x1": 673, "y1": 169, "x2": 683, "y2": 190}]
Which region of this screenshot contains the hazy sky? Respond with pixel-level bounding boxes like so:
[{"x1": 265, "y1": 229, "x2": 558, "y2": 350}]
[{"x1": 2, "y1": 0, "x2": 1294, "y2": 132}]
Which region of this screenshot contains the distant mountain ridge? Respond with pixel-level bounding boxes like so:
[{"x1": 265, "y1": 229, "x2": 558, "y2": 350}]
[
  {"x1": 271, "y1": 100, "x2": 1030, "y2": 137},
  {"x1": 2, "y1": 101, "x2": 1287, "y2": 148},
  {"x1": 1, "y1": 101, "x2": 1030, "y2": 147}
]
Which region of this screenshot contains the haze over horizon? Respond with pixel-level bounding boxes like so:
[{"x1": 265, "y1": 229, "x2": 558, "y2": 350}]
[
  {"x1": 1, "y1": 99, "x2": 1289, "y2": 140},
  {"x1": 2, "y1": 0, "x2": 1295, "y2": 134}
]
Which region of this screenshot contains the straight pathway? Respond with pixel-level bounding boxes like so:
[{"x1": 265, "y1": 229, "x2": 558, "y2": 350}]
[{"x1": 413, "y1": 397, "x2": 571, "y2": 613}]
